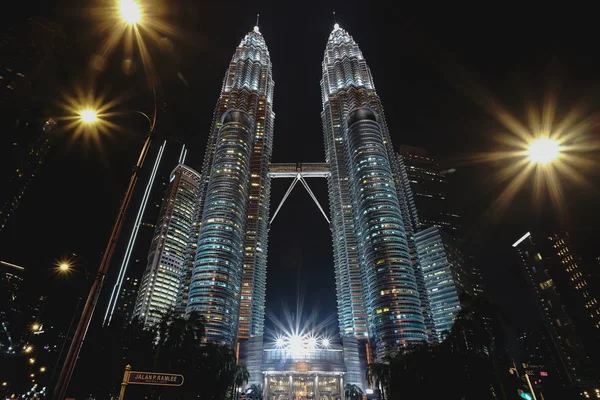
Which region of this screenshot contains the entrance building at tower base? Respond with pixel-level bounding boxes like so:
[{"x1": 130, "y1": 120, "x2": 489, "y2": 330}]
[{"x1": 241, "y1": 336, "x2": 368, "y2": 400}]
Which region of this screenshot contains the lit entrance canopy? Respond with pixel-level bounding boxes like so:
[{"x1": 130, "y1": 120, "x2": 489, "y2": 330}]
[{"x1": 268, "y1": 163, "x2": 331, "y2": 225}]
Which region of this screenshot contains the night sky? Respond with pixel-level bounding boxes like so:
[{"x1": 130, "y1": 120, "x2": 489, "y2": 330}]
[{"x1": 2, "y1": 2, "x2": 600, "y2": 337}]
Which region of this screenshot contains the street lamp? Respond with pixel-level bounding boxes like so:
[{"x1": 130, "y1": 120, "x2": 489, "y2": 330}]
[
  {"x1": 119, "y1": 0, "x2": 142, "y2": 25},
  {"x1": 527, "y1": 137, "x2": 561, "y2": 165},
  {"x1": 52, "y1": 93, "x2": 156, "y2": 400},
  {"x1": 58, "y1": 262, "x2": 71, "y2": 273},
  {"x1": 79, "y1": 109, "x2": 98, "y2": 124}
]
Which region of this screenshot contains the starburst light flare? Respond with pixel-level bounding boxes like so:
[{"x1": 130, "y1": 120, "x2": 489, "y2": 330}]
[
  {"x1": 528, "y1": 137, "x2": 561, "y2": 165},
  {"x1": 463, "y1": 93, "x2": 598, "y2": 219},
  {"x1": 119, "y1": 0, "x2": 142, "y2": 25},
  {"x1": 90, "y1": 0, "x2": 180, "y2": 83},
  {"x1": 58, "y1": 87, "x2": 124, "y2": 149}
]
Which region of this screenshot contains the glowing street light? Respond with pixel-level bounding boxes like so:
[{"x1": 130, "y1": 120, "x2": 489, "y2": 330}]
[
  {"x1": 527, "y1": 137, "x2": 561, "y2": 165},
  {"x1": 58, "y1": 262, "x2": 71, "y2": 273},
  {"x1": 54, "y1": 91, "x2": 158, "y2": 400},
  {"x1": 119, "y1": 0, "x2": 142, "y2": 25},
  {"x1": 29, "y1": 358, "x2": 36, "y2": 365},
  {"x1": 31, "y1": 323, "x2": 41, "y2": 332},
  {"x1": 24, "y1": 345, "x2": 33, "y2": 353},
  {"x1": 79, "y1": 109, "x2": 98, "y2": 124},
  {"x1": 39, "y1": 367, "x2": 46, "y2": 373}
]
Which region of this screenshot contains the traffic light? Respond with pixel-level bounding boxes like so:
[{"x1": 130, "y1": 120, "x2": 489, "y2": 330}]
[{"x1": 517, "y1": 389, "x2": 534, "y2": 400}]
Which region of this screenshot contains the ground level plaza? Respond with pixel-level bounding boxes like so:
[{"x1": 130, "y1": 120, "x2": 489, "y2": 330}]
[{"x1": 263, "y1": 372, "x2": 345, "y2": 400}]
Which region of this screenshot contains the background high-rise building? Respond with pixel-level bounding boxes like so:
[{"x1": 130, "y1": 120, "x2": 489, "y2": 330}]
[
  {"x1": 0, "y1": 17, "x2": 66, "y2": 236},
  {"x1": 186, "y1": 26, "x2": 275, "y2": 345},
  {"x1": 415, "y1": 227, "x2": 475, "y2": 341},
  {"x1": 400, "y1": 145, "x2": 483, "y2": 340},
  {"x1": 0, "y1": 261, "x2": 25, "y2": 351},
  {"x1": 398, "y1": 145, "x2": 461, "y2": 234},
  {"x1": 133, "y1": 164, "x2": 201, "y2": 327},
  {"x1": 103, "y1": 141, "x2": 189, "y2": 325},
  {"x1": 321, "y1": 25, "x2": 427, "y2": 360},
  {"x1": 512, "y1": 230, "x2": 600, "y2": 386}
]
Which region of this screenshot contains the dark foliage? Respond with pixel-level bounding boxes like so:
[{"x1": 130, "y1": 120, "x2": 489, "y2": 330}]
[{"x1": 69, "y1": 312, "x2": 238, "y2": 399}]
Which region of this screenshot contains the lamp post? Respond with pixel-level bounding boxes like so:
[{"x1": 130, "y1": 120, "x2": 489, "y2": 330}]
[
  {"x1": 52, "y1": 1, "x2": 159, "y2": 397},
  {"x1": 52, "y1": 92, "x2": 157, "y2": 400}
]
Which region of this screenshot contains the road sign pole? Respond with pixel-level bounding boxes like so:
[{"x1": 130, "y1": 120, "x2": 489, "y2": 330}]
[
  {"x1": 523, "y1": 373, "x2": 538, "y2": 400},
  {"x1": 118, "y1": 365, "x2": 131, "y2": 400}
]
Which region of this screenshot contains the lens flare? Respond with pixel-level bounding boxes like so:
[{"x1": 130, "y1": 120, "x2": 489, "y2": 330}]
[
  {"x1": 528, "y1": 137, "x2": 561, "y2": 165},
  {"x1": 58, "y1": 86, "x2": 124, "y2": 150},
  {"x1": 119, "y1": 0, "x2": 142, "y2": 25},
  {"x1": 288, "y1": 334, "x2": 304, "y2": 356},
  {"x1": 90, "y1": 0, "x2": 180, "y2": 85},
  {"x1": 275, "y1": 336, "x2": 286, "y2": 349},
  {"x1": 79, "y1": 109, "x2": 98, "y2": 124},
  {"x1": 462, "y1": 93, "x2": 598, "y2": 222}
]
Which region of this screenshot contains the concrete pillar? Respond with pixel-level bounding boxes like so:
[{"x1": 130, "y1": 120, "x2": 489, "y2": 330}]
[
  {"x1": 340, "y1": 376, "x2": 344, "y2": 400},
  {"x1": 289, "y1": 374, "x2": 293, "y2": 400},
  {"x1": 263, "y1": 374, "x2": 269, "y2": 400},
  {"x1": 315, "y1": 375, "x2": 319, "y2": 400}
]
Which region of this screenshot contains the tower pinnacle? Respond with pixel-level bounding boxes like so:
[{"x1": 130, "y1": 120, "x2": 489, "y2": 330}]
[{"x1": 254, "y1": 13, "x2": 260, "y2": 33}]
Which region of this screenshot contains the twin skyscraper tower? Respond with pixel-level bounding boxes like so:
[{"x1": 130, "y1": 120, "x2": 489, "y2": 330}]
[{"x1": 132, "y1": 23, "x2": 436, "y2": 363}]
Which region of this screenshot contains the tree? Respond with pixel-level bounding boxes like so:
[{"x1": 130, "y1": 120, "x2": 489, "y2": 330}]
[
  {"x1": 230, "y1": 364, "x2": 250, "y2": 400},
  {"x1": 345, "y1": 383, "x2": 363, "y2": 400},
  {"x1": 379, "y1": 294, "x2": 514, "y2": 400},
  {"x1": 366, "y1": 362, "x2": 389, "y2": 400},
  {"x1": 67, "y1": 311, "x2": 240, "y2": 400}
]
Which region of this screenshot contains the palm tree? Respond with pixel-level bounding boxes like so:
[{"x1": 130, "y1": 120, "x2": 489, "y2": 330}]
[
  {"x1": 230, "y1": 364, "x2": 250, "y2": 400},
  {"x1": 366, "y1": 363, "x2": 389, "y2": 400},
  {"x1": 344, "y1": 383, "x2": 363, "y2": 400}
]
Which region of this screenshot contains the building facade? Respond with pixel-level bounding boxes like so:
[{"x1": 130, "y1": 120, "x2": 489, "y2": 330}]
[
  {"x1": 185, "y1": 25, "x2": 275, "y2": 345},
  {"x1": 321, "y1": 25, "x2": 427, "y2": 360},
  {"x1": 104, "y1": 141, "x2": 189, "y2": 326},
  {"x1": 512, "y1": 231, "x2": 600, "y2": 386},
  {"x1": 414, "y1": 227, "x2": 474, "y2": 341},
  {"x1": 132, "y1": 164, "x2": 201, "y2": 326},
  {"x1": 401, "y1": 145, "x2": 483, "y2": 340},
  {"x1": 0, "y1": 17, "x2": 66, "y2": 236},
  {"x1": 262, "y1": 346, "x2": 347, "y2": 400},
  {"x1": 398, "y1": 145, "x2": 461, "y2": 233}
]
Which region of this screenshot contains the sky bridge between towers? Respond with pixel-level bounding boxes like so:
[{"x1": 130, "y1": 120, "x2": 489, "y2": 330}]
[{"x1": 268, "y1": 162, "x2": 330, "y2": 225}]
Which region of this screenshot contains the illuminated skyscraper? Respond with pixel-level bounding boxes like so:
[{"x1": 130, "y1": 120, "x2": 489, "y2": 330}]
[
  {"x1": 398, "y1": 145, "x2": 461, "y2": 233},
  {"x1": 513, "y1": 231, "x2": 600, "y2": 385},
  {"x1": 415, "y1": 227, "x2": 471, "y2": 341},
  {"x1": 186, "y1": 26, "x2": 274, "y2": 344},
  {"x1": 400, "y1": 145, "x2": 481, "y2": 341},
  {"x1": 132, "y1": 164, "x2": 201, "y2": 327},
  {"x1": 321, "y1": 24, "x2": 427, "y2": 360}
]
